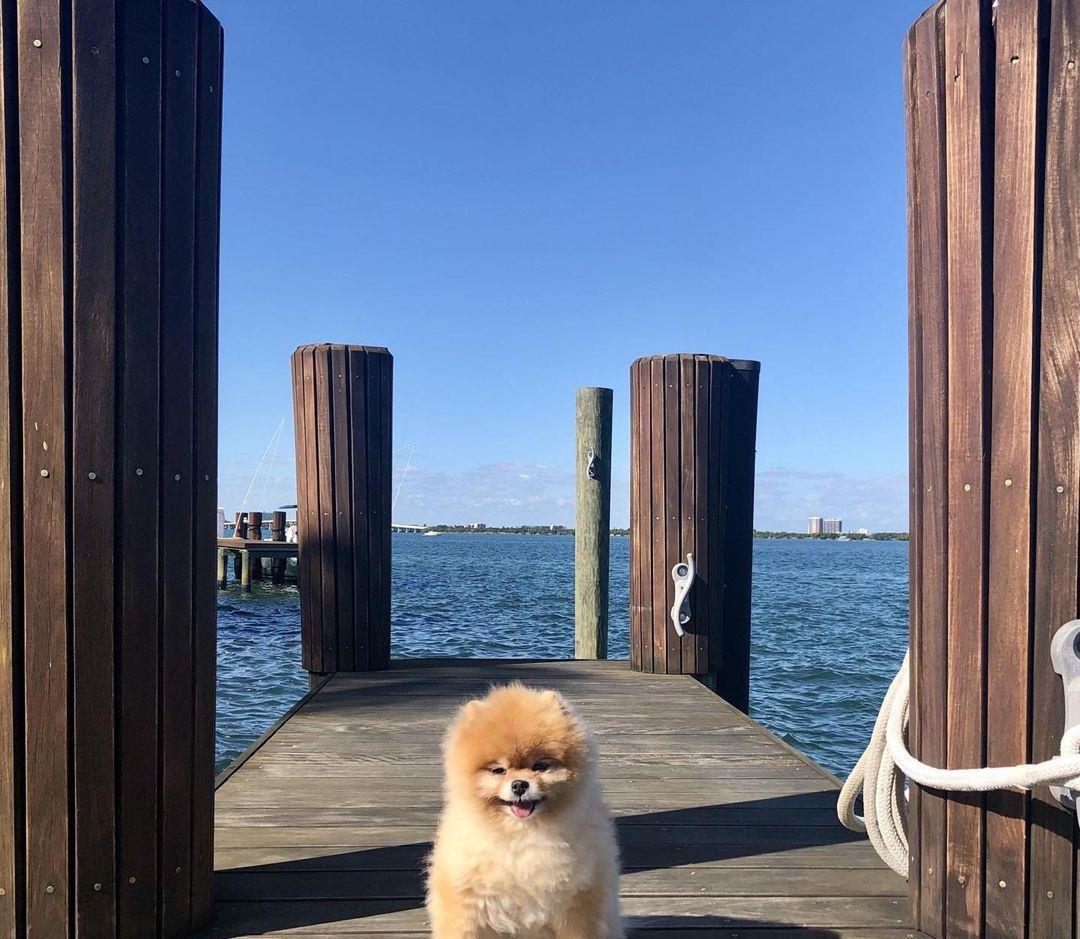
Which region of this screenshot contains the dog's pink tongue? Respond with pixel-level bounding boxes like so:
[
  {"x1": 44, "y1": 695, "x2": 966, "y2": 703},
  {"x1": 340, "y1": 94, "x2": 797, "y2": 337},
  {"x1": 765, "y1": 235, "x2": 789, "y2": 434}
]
[{"x1": 511, "y1": 801, "x2": 534, "y2": 818}]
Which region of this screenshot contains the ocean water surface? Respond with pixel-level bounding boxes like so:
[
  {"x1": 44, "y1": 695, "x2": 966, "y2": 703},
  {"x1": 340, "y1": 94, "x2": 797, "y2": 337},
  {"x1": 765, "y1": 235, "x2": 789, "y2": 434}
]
[{"x1": 216, "y1": 534, "x2": 908, "y2": 778}]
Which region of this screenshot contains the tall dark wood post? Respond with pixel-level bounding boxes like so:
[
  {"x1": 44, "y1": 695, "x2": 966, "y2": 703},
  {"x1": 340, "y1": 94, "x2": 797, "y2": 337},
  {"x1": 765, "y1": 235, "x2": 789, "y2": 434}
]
[
  {"x1": 629, "y1": 355, "x2": 759, "y2": 711},
  {"x1": 905, "y1": 2, "x2": 1080, "y2": 936},
  {"x1": 291, "y1": 344, "x2": 393, "y2": 673},
  {"x1": 0, "y1": 2, "x2": 224, "y2": 937}
]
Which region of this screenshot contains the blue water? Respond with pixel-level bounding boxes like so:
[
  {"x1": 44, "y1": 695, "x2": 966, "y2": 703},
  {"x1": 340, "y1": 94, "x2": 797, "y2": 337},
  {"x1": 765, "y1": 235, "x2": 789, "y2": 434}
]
[{"x1": 216, "y1": 535, "x2": 908, "y2": 778}]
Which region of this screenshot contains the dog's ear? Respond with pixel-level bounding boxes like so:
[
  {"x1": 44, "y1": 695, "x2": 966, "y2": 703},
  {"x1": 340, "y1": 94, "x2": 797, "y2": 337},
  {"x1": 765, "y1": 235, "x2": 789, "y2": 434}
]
[{"x1": 542, "y1": 689, "x2": 571, "y2": 714}]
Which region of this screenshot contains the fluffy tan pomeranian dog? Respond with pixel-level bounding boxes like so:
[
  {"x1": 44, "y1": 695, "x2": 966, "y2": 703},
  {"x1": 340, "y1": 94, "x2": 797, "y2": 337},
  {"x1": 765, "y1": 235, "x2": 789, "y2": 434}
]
[{"x1": 426, "y1": 683, "x2": 623, "y2": 939}]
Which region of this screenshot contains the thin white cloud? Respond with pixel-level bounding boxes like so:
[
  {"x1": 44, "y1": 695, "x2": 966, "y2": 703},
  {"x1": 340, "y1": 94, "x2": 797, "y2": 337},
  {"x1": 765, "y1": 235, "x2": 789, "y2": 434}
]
[{"x1": 753, "y1": 466, "x2": 908, "y2": 532}]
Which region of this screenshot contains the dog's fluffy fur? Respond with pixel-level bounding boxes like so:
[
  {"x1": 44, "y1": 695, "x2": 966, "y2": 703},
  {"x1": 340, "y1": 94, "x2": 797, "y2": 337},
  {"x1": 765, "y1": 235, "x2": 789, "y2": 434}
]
[{"x1": 426, "y1": 684, "x2": 623, "y2": 939}]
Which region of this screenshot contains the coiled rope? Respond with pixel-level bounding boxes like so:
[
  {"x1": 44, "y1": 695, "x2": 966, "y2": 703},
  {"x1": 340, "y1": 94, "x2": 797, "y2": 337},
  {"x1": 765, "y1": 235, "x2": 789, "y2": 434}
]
[{"x1": 838, "y1": 651, "x2": 1080, "y2": 877}]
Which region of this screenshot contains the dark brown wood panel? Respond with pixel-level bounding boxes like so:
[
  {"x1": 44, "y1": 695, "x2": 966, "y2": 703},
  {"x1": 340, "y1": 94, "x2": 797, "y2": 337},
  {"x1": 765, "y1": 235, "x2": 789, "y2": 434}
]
[
  {"x1": 692, "y1": 357, "x2": 710, "y2": 675},
  {"x1": 943, "y1": 0, "x2": 989, "y2": 932},
  {"x1": 677, "y1": 357, "x2": 695, "y2": 676},
  {"x1": 347, "y1": 349, "x2": 370, "y2": 672},
  {"x1": 985, "y1": 1, "x2": 1042, "y2": 934},
  {"x1": 0, "y1": 1, "x2": 17, "y2": 935},
  {"x1": 314, "y1": 347, "x2": 338, "y2": 669},
  {"x1": 906, "y1": 7, "x2": 949, "y2": 936},
  {"x1": 717, "y1": 362, "x2": 758, "y2": 713},
  {"x1": 118, "y1": 1, "x2": 166, "y2": 933},
  {"x1": 71, "y1": 1, "x2": 118, "y2": 934},
  {"x1": 330, "y1": 348, "x2": 355, "y2": 671},
  {"x1": 630, "y1": 358, "x2": 635, "y2": 674},
  {"x1": 707, "y1": 361, "x2": 725, "y2": 678},
  {"x1": 902, "y1": 23, "x2": 922, "y2": 926},
  {"x1": 16, "y1": 0, "x2": 70, "y2": 933},
  {"x1": 191, "y1": 6, "x2": 224, "y2": 926},
  {"x1": 649, "y1": 358, "x2": 666, "y2": 672},
  {"x1": 662, "y1": 355, "x2": 681, "y2": 675},
  {"x1": 1030, "y1": 0, "x2": 1080, "y2": 935},
  {"x1": 292, "y1": 344, "x2": 393, "y2": 675},
  {"x1": 160, "y1": 2, "x2": 200, "y2": 930},
  {"x1": 0, "y1": 0, "x2": 16, "y2": 932}
]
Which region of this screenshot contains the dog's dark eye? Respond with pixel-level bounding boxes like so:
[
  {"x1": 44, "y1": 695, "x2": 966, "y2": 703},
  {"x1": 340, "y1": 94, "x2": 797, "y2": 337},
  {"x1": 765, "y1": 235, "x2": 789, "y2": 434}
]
[
  {"x1": 489, "y1": 766, "x2": 506, "y2": 775},
  {"x1": 532, "y1": 761, "x2": 550, "y2": 772}
]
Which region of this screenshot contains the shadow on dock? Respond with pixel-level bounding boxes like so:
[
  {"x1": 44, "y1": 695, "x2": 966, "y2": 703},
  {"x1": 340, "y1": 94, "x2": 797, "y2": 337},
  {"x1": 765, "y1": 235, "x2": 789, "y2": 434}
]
[{"x1": 202, "y1": 797, "x2": 870, "y2": 938}]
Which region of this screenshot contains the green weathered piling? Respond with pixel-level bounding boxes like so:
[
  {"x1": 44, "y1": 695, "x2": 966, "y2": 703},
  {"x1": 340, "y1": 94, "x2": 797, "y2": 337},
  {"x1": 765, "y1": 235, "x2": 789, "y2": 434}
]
[{"x1": 575, "y1": 387, "x2": 613, "y2": 658}]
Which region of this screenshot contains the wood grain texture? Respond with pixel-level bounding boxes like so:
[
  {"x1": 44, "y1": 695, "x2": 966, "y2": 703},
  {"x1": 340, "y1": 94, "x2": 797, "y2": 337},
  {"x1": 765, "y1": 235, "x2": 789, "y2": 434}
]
[
  {"x1": 0, "y1": 1, "x2": 18, "y2": 935},
  {"x1": 1030, "y1": 0, "x2": 1080, "y2": 935},
  {"x1": 629, "y1": 355, "x2": 758, "y2": 706},
  {"x1": 71, "y1": 1, "x2": 118, "y2": 934},
  {"x1": 902, "y1": 22, "x2": 922, "y2": 924},
  {"x1": 117, "y1": 1, "x2": 165, "y2": 933},
  {"x1": 574, "y1": 387, "x2": 613, "y2": 659},
  {"x1": 16, "y1": 0, "x2": 70, "y2": 932},
  {"x1": 202, "y1": 660, "x2": 912, "y2": 939},
  {"x1": 160, "y1": 2, "x2": 200, "y2": 930},
  {"x1": 906, "y1": 7, "x2": 950, "y2": 936},
  {"x1": 985, "y1": 2, "x2": 1042, "y2": 935},
  {"x1": 291, "y1": 345, "x2": 393, "y2": 675},
  {"x1": 943, "y1": 0, "x2": 990, "y2": 932}
]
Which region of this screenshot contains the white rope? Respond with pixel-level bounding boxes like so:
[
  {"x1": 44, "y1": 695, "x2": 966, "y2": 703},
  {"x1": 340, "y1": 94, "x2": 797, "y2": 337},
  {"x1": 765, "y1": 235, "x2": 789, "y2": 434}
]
[{"x1": 838, "y1": 650, "x2": 1080, "y2": 877}]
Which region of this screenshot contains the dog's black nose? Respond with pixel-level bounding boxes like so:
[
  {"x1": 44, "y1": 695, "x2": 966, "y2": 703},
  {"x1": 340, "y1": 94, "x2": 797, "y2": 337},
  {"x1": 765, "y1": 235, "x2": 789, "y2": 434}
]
[{"x1": 511, "y1": 780, "x2": 529, "y2": 797}]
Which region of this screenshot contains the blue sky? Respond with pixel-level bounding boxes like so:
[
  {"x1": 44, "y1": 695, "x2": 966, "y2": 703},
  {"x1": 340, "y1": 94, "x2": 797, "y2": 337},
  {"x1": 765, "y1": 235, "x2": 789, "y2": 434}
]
[{"x1": 214, "y1": 1, "x2": 926, "y2": 532}]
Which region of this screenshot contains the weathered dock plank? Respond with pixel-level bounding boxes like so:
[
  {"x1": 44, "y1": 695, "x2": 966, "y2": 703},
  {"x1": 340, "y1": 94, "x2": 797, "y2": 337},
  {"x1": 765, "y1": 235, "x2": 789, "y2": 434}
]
[{"x1": 200, "y1": 660, "x2": 919, "y2": 938}]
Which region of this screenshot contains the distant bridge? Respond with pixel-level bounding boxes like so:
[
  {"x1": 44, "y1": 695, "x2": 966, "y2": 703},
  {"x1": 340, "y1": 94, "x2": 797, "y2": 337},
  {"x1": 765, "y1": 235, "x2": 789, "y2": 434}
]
[{"x1": 391, "y1": 523, "x2": 428, "y2": 533}]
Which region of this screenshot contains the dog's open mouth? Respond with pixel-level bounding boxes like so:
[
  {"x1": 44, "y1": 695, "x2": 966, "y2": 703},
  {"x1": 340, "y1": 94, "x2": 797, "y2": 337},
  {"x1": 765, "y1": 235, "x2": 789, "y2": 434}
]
[{"x1": 502, "y1": 798, "x2": 543, "y2": 818}]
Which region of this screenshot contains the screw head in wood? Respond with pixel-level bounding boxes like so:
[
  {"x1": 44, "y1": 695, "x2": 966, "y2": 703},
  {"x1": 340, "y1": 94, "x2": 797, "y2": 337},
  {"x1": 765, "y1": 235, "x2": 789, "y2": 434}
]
[
  {"x1": 91, "y1": 46, "x2": 99, "y2": 55},
  {"x1": 174, "y1": 473, "x2": 181, "y2": 481},
  {"x1": 1048, "y1": 890, "x2": 1055, "y2": 899},
  {"x1": 45, "y1": 885, "x2": 54, "y2": 894},
  {"x1": 174, "y1": 69, "x2": 182, "y2": 77},
  {"x1": 88, "y1": 472, "x2": 97, "y2": 480},
  {"x1": 964, "y1": 483, "x2": 972, "y2": 492},
  {"x1": 142, "y1": 56, "x2": 150, "y2": 64},
  {"x1": 136, "y1": 468, "x2": 143, "y2": 476},
  {"x1": 40, "y1": 469, "x2": 48, "y2": 478},
  {"x1": 128, "y1": 877, "x2": 136, "y2": 884},
  {"x1": 175, "y1": 866, "x2": 181, "y2": 874},
  {"x1": 32, "y1": 39, "x2": 42, "y2": 47},
  {"x1": 999, "y1": 880, "x2": 1007, "y2": 888},
  {"x1": 93, "y1": 883, "x2": 101, "y2": 892},
  {"x1": 1004, "y1": 478, "x2": 1012, "y2": 487},
  {"x1": 0, "y1": 888, "x2": 5, "y2": 895},
  {"x1": 957, "y1": 874, "x2": 966, "y2": 885},
  {"x1": 1058, "y1": 485, "x2": 1065, "y2": 493}
]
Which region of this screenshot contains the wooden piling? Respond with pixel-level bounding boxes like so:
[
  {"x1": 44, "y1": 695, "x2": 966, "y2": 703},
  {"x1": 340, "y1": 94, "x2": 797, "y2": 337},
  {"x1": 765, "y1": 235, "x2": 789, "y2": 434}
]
[
  {"x1": 905, "y1": 2, "x2": 1079, "y2": 935},
  {"x1": 271, "y1": 510, "x2": 287, "y2": 583},
  {"x1": 575, "y1": 387, "x2": 613, "y2": 659},
  {"x1": 291, "y1": 344, "x2": 393, "y2": 673},
  {"x1": 629, "y1": 355, "x2": 759, "y2": 711},
  {"x1": 0, "y1": 2, "x2": 224, "y2": 935},
  {"x1": 248, "y1": 510, "x2": 263, "y2": 580}
]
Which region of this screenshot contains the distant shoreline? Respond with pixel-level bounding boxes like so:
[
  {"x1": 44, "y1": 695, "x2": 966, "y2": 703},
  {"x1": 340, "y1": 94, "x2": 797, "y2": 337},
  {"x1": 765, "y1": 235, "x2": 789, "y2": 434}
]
[{"x1": 402, "y1": 526, "x2": 908, "y2": 541}]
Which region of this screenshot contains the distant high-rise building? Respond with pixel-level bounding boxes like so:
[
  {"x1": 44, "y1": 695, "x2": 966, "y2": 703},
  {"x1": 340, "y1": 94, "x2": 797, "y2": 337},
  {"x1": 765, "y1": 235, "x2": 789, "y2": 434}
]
[
  {"x1": 823, "y1": 517, "x2": 843, "y2": 534},
  {"x1": 808, "y1": 516, "x2": 823, "y2": 535}
]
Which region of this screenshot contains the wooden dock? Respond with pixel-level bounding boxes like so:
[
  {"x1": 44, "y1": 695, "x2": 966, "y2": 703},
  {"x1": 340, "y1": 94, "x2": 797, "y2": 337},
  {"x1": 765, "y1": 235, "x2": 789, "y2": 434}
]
[{"x1": 201, "y1": 660, "x2": 917, "y2": 939}]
